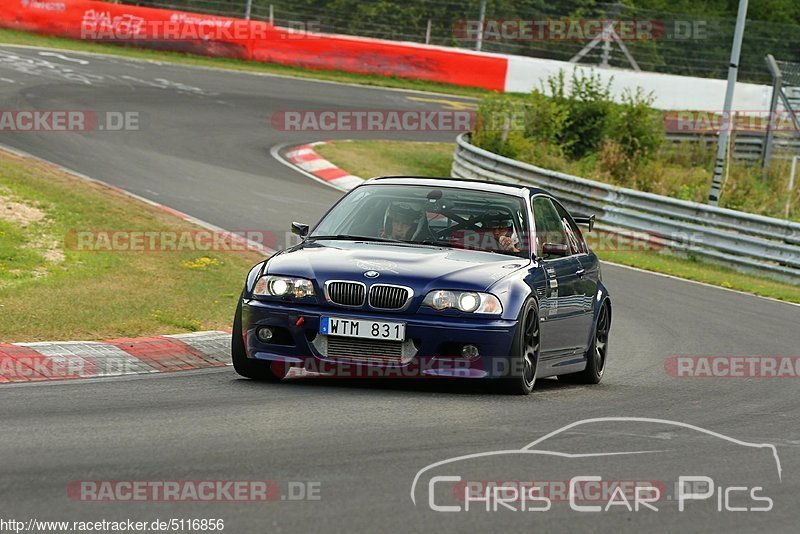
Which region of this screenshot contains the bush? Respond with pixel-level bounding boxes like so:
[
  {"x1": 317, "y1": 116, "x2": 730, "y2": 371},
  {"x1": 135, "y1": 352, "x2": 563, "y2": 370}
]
[
  {"x1": 470, "y1": 93, "x2": 523, "y2": 159},
  {"x1": 470, "y1": 69, "x2": 799, "y2": 221},
  {"x1": 473, "y1": 69, "x2": 663, "y2": 171},
  {"x1": 521, "y1": 89, "x2": 569, "y2": 150},
  {"x1": 607, "y1": 88, "x2": 663, "y2": 161},
  {"x1": 550, "y1": 69, "x2": 614, "y2": 159}
]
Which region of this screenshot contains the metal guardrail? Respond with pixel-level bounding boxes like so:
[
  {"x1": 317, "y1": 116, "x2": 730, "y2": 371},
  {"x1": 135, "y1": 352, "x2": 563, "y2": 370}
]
[
  {"x1": 664, "y1": 132, "x2": 800, "y2": 162},
  {"x1": 451, "y1": 133, "x2": 800, "y2": 284}
]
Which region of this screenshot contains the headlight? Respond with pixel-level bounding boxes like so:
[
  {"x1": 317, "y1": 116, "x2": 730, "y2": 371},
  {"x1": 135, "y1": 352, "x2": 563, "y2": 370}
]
[
  {"x1": 422, "y1": 290, "x2": 502, "y2": 314},
  {"x1": 458, "y1": 292, "x2": 480, "y2": 313},
  {"x1": 253, "y1": 275, "x2": 315, "y2": 298}
]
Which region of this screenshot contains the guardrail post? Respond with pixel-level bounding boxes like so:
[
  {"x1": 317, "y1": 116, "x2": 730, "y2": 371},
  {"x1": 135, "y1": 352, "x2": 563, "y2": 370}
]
[
  {"x1": 475, "y1": 0, "x2": 487, "y2": 51},
  {"x1": 787, "y1": 156, "x2": 799, "y2": 219},
  {"x1": 763, "y1": 54, "x2": 783, "y2": 172},
  {"x1": 708, "y1": 0, "x2": 748, "y2": 206}
]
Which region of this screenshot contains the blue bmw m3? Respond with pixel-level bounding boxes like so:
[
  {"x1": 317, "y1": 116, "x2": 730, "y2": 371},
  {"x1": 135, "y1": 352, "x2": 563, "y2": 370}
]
[{"x1": 232, "y1": 177, "x2": 611, "y2": 395}]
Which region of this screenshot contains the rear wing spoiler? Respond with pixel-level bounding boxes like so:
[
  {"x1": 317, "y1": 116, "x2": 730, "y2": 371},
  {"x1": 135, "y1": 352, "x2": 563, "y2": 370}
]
[{"x1": 573, "y1": 214, "x2": 595, "y2": 232}]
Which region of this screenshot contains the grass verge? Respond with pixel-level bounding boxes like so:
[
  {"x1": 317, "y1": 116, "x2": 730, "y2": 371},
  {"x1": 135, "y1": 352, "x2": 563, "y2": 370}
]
[
  {"x1": 0, "y1": 28, "x2": 486, "y2": 98},
  {"x1": 315, "y1": 139, "x2": 800, "y2": 303},
  {"x1": 0, "y1": 149, "x2": 264, "y2": 342},
  {"x1": 315, "y1": 140, "x2": 455, "y2": 178}
]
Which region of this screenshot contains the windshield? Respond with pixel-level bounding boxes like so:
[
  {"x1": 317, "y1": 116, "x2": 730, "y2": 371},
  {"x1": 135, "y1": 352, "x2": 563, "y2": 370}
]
[{"x1": 310, "y1": 183, "x2": 529, "y2": 258}]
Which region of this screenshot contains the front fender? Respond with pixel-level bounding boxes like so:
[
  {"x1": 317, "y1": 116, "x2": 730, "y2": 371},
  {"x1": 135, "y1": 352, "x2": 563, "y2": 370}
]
[
  {"x1": 488, "y1": 268, "x2": 539, "y2": 322},
  {"x1": 243, "y1": 260, "x2": 267, "y2": 298}
]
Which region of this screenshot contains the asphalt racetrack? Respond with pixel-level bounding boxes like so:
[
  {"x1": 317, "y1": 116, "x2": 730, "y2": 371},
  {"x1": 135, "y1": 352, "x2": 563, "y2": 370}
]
[{"x1": 1, "y1": 45, "x2": 799, "y2": 532}]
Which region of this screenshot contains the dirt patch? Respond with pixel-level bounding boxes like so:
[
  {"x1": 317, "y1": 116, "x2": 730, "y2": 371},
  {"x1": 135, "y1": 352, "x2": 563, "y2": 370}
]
[
  {"x1": 0, "y1": 194, "x2": 45, "y2": 227},
  {"x1": 26, "y1": 236, "x2": 65, "y2": 264},
  {"x1": 0, "y1": 192, "x2": 64, "y2": 264},
  {"x1": 42, "y1": 246, "x2": 65, "y2": 263}
]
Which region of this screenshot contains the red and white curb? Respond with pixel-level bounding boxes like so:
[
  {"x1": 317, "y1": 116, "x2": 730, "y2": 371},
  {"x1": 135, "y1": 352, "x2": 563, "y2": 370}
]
[
  {"x1": 0, "y1": 331, "x2": 231, "y2": 383},
  {"x1": 284, "y1": 141, "x2": 364, "y2": 191}
]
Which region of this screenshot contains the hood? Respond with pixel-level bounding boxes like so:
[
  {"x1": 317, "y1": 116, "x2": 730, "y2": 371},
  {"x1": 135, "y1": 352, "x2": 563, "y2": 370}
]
[{"x1": 266, "y1": 240, "x2": 529, "y2": 294}]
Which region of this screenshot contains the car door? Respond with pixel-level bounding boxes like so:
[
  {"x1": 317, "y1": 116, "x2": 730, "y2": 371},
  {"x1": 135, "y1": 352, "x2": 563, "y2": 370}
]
[
  {"x1": 552, "y1": 200, "x2": 596, "y2": 345},
  {"x1": 531, "y1": 196, "x2": 587, "y2": 358}
]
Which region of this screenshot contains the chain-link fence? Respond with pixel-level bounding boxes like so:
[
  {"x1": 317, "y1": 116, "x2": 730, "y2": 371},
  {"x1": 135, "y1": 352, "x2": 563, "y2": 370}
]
[{"x1": 122, "y1": 0, "x2": 800, "y2": 84}]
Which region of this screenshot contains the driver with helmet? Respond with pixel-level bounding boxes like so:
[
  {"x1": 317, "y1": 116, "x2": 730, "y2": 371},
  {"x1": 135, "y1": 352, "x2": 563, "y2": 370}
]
[{"x1": 381, "y1": 202, "x2": 422, "y2": 241}]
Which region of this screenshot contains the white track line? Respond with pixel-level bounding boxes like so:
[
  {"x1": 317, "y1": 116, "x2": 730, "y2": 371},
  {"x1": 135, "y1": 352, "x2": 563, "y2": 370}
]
[
  {"x1": 0, "y1": 43, "x2": 480, "y2": 101},
  {"x1": 601, "y1": 260, "x2": 800, "y2": 307}
]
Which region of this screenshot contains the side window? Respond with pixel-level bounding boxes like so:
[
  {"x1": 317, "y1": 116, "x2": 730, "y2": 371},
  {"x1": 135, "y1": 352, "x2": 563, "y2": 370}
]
[
  {"x1": 553, "y1": 202, "x2": 587, "y2": 255},
  {"x1": 532, "y1": 197, "x2": 567, "y2": 257}
]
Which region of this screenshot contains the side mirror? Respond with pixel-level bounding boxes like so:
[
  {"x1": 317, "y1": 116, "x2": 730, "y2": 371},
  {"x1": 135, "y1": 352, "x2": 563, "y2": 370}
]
[
  {"x1": 291, "y1": 222, "x2": 309, "y2": 237},
  {"x1": 542, "y1": 242, "x2": 569, "y2": 257},
  {"x1": 573, "y1": 214, "x2": 595, "y2": 232}
]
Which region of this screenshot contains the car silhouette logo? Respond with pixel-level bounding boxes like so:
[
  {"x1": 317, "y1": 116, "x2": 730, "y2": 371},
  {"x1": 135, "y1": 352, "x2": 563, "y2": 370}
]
[
  {"x1": 364, "y1": 270, "x2": 380, "y2": 279},
  {"x1": 410, "y1": 417, "x2": 783, "y2": 507}
]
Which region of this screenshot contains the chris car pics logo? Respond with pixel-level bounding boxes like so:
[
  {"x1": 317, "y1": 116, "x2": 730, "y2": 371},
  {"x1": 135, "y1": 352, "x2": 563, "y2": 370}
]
[{"x1": 411, "y1": 417, "x2": 781, "y2": 513}]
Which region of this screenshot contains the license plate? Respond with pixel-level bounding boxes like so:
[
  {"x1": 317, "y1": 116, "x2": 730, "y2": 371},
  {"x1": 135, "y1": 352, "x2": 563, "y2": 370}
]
[{"x1": 320, "y1": 317, "x2": 406, "y2": 342}]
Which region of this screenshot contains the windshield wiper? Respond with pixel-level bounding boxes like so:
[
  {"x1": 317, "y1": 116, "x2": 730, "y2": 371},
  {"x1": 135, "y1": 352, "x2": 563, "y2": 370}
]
[
  {"x1": 309, "y1": 234, "x2": 403, "y2": 243},
  {"x1": 412, "y1": 239, "x2": 461, "y2": 249},
  {"x1": 410, "y1": 239, "x2": 526, "y2": 257}
]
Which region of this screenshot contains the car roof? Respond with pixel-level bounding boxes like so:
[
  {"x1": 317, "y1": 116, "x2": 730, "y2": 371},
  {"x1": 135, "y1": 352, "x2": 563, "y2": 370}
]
[{"x1": 365, "y1": 176, "x2": 549, "y2": 198}]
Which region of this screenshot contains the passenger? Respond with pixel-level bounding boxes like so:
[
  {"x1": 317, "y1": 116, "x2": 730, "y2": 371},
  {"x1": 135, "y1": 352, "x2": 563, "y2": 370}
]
[{"x1": 484, "y1": 211, "x2": 520, "y2": 253}]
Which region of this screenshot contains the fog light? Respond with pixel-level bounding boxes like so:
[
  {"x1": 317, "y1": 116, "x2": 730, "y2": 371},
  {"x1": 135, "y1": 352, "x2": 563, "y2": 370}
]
[
  {"x1": 256, "y1": 327, "x2": 274, "y2": 342},
  {"x1": 461, "y1": 344, "x2": 480, "y2": 360}
]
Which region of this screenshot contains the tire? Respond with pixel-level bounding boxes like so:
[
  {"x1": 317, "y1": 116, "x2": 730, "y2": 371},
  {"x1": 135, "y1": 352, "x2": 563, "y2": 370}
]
[
  {"x1": 559, "y1": 301, "x2": 610, "y2": 385},
  {"x1": 231, "y1": 297, "x2": 287, "y2": 381},
  {"x1": 496, "y1": 299, "x2": 540, "y2": 395}
]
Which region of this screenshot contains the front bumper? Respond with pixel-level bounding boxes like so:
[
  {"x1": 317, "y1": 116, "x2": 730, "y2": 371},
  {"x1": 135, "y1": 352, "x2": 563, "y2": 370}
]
[{"x1": 241, "y1": 299, "x2": 519, "y2": 379}]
